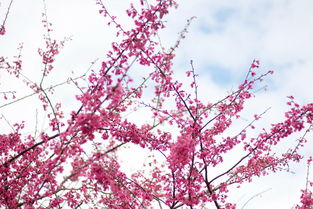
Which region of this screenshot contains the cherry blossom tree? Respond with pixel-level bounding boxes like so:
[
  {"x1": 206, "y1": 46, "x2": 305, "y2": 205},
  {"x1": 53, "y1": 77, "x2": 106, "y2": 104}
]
[{"x1": 0, "y1": 0, "x2": 312, "y2": 208}]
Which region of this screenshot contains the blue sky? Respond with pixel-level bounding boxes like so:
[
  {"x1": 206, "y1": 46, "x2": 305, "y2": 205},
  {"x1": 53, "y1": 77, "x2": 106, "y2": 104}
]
[
  {"x1": 1, "y1": 0, "x2": 313, "y2": 208},
  {"x1": 162, "y1": 0, "x2": 313, "y2": 87}
]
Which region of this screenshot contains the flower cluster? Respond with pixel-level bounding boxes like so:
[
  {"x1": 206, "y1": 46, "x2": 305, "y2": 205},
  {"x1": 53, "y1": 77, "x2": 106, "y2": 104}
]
[{"x1": 0, "y1": 25, "x2": 5, "y2": 35}]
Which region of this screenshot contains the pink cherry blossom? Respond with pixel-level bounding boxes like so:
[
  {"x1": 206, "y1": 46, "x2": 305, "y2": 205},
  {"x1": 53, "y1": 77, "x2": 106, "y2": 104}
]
[{"x1": 0, "y1": 0, "x2": 312, "y2": 208}]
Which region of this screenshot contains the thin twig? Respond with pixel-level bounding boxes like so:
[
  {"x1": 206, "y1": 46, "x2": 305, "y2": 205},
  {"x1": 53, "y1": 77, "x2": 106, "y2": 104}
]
[{"x1": 241, "y1": 188, "x2": 272, "y2": 209}]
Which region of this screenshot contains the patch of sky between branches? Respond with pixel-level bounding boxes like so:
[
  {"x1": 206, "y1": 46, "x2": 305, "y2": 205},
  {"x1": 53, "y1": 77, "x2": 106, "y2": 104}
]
[
  {"x1": 204, "y1": 64, "x2": 234, "y2": 86},
  {"x1": 215, "y1": 7, "x2": 237, "y2": 23},
  {"x1": 198, "y1": 7, "x2": 237, "y2": 34},
  {"x1": 202, "y1": 63, "x2": 260, "y2": 93}
]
